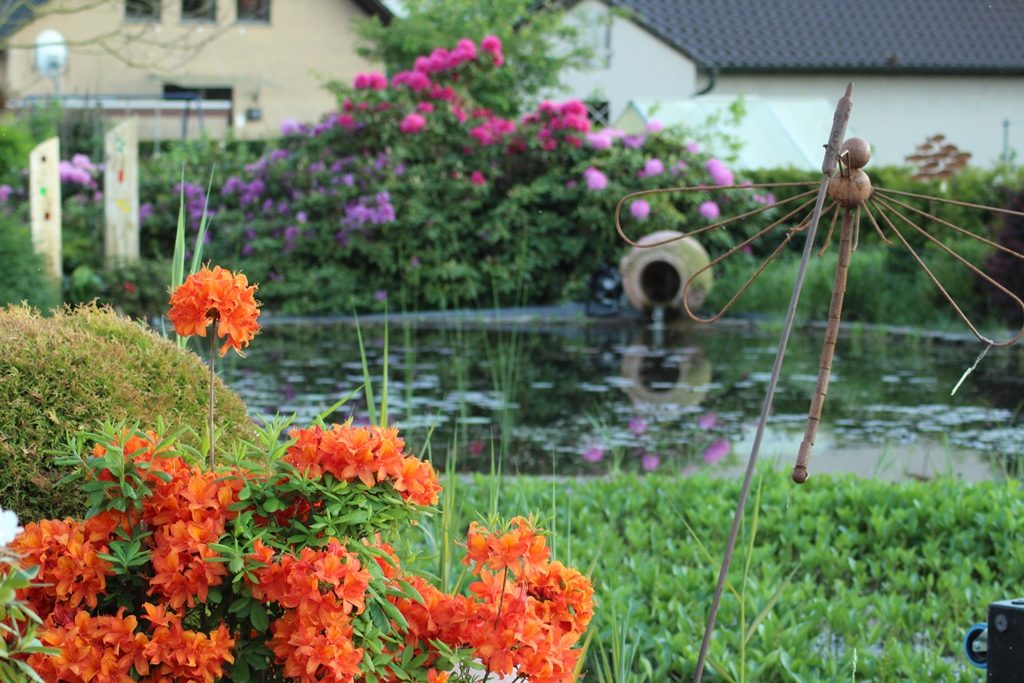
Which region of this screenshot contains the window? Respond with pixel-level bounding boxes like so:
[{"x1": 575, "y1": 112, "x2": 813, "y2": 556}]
[
  {"x1": 182, "y1": 0, "x2": 216, "y2": 21},
  {"x1": 237, "y1": 0, "x2": 269, "y2": 22},
  {"x1": 126, "y1": 0, "x2": 160, "y2": 21},
  {"x1": 586, "y1": 100, "x2": 610, "y2": 127}
]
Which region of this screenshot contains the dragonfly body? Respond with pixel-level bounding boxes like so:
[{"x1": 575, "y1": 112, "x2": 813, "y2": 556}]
[
  {"x1": 793, "y1": 139, "x2": 871, "y2": 483},
  {"x1": 792, "y1": 208, "x2": 854, "y2": 483}
]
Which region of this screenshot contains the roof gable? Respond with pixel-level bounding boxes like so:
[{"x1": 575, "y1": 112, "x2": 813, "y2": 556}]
[{"x1": 616, "y1": 0, "x2": 1024, "y2": 73}]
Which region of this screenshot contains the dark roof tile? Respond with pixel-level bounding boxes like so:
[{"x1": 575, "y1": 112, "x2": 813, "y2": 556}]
[{"x1": 617, "y1": 0, "x2": 1024, "y2": 72}]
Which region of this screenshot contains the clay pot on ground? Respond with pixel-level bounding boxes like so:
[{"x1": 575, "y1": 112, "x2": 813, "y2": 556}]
[{"x1": 619, "y1": 230, "x2": 713, "y2": 316}]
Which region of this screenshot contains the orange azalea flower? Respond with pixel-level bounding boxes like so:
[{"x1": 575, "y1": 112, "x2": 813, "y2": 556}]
[
  {"x1": 285, "y1": 421, "x2": 442, "y2": 506},
  {"x1": 12, "y1": 518, "x2": 113, "y2": 616},
  {"x1": 268, "y1": 610, "x2": 363, "y2": 683},
  {"x1": 464, "y1": 517, "x2": 549, "y2": 575},
  {"x1": 29, "y1": 609, "x2": 148, "y2": 683},
  {"x1": 142, "y1": 614, "x2": 236, "y2": 682},
  {"x1": 168, "y1": 265, "x2": 261, "y2": 356},
  {"x1": 391, "y1": 456, "x2": 442, "y2": 506},
  {"x1": 147, "y1": 521, "x2": 227, "y2": 609}
]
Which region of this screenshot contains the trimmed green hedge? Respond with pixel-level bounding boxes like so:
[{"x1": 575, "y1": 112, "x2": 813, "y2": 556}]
[
  {"x1": 0, "y1": 304, "x2": 256, "y2": 521},
  {"x1": 0, "y1": 214, "x2": 59, "y2": 311},
  {"x1": 447, "y1": 471, "x2": 1019, "y2": 681}
]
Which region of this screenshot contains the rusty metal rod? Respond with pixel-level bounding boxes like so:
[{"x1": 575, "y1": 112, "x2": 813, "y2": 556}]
[{"x1": 691, "y1": 81, "x2": 854, "y2": 683}]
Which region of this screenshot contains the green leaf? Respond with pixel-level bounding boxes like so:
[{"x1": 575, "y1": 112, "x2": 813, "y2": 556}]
[{"x1": 250, "y1": 603, "x2": 269, "y2": 633}]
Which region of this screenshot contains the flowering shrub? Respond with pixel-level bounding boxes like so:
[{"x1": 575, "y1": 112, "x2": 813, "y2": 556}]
[
  {"x1": 6, "y1": 265, "x2": 592, "y2": 682},
  {"x1": 0, "y1": 505, "x2": 56, "y2": 682},
  {"x1": 182, "y1": 35, "x2": 767, "y2": 313},
  {"x1": 7, "y1": 418, "x2": 590, "y2": 682}
]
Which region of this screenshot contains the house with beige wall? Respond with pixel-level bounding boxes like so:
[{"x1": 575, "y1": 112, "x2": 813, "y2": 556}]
[
  {"x1": 561, "y1": 0, "x2": 1024, "y2": 168},
  {"x1": 0, "y1": 0, "x2": 391, "y2": 139}
]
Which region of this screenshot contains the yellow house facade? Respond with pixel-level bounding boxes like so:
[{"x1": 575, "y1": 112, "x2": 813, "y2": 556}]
[{"x1": 1, "y1": 0, "x2": 391, "y2": 139}]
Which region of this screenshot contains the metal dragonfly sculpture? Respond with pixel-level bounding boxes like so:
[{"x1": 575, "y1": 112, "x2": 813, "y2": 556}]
[
  {"x1": 615, "y1": 88, "x2": 1024, "y2": 485},
  {"x1": 613, "y1": 83, "x2": 1024, "y2": 682}
]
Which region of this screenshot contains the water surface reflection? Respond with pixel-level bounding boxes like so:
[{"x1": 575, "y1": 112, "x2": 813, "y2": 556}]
[{"x1": 218, "y1": 318, "x2": 1024, "y2": 479}]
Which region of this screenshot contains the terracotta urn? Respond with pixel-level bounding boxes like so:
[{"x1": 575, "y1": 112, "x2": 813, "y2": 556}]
[{"x1": 619, "y1": 230, "x2": 713, "y2": 315}]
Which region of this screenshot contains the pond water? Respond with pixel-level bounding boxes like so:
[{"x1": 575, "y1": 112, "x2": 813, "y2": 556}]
[{"x1": 218, "y1": 315, "x2": 1024, "y2": 481}]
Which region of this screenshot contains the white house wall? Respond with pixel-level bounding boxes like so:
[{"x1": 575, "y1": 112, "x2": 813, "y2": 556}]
[
  {"x1": 713, "y1": 74, "x2": 1021, "y2": 167},
  {"x1": 561, "y1": 0, "x2": 697, "y2": 121}
]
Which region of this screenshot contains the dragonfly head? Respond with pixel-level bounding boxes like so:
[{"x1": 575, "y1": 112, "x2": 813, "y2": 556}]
[{"x1": 840, "y1": 137, "x2": 872, "y2": 170}]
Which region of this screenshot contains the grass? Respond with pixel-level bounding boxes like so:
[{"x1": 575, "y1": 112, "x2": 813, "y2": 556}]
[{"x1": 440, "y1": 468, "x2": 1016, "y2": 682}]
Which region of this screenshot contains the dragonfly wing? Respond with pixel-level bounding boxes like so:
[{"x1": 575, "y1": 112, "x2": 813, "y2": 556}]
[{"x1": 869, "y1": 189, "x2": 1024, "y2": 347}]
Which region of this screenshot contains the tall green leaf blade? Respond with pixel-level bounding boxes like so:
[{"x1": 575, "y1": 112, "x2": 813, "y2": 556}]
[
  {"x1": 171, "y1": 165, "x2": 187, "y2": 348},
  {"x1": 354, "y1": 314, "x2": 377, "y2": 426},
  {"x1": 189, "y1": 165, "x2": 217, "y2": 275}
]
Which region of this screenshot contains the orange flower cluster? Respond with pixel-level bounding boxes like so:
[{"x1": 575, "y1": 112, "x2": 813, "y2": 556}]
[
  {"x1": 285, "y1": 422, "x2": 441, "y2": 506},
  {"x1": 168, "y1": 265, "x2": 261, "y2": 356},
  {"x1": 14, "y1": 414, "x2": 593, "y2": 682},
  {"x1": 388, "y1": 518, "x2": 594, "y2": 683},
  {"x1": 11, "y1": 517, "x2": 113, "y2": 616},
  {"x1": 248, "y1": 539, "x2": 371, "y2": 683},
  {"x1": 95, "y1": 430, "x2": 244, "y2": 609},
  {"x1": 17, "y1": 430, "x2": 239, "y2": 682},
  {"x1": 28, "y1": 608, "x2": 235, "y2": 683}
]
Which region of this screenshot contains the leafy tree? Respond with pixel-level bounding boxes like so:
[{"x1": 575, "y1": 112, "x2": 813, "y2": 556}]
[{"x1": 355, "y1": 0, "x2": 592, "y2": 116}]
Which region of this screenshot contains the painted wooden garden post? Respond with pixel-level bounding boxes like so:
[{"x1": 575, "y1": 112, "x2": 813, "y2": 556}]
[
  {"x1": 29, "y1": 137, "x2": 62, "y2": 281},
  {"x1": 104, "y1": 118, "x2": 140, "y2": 266}
]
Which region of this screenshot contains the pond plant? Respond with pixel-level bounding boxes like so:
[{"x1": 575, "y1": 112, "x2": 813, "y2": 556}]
[{"x1": 3, "y1": 268, "x2": 594, "y2": 683}]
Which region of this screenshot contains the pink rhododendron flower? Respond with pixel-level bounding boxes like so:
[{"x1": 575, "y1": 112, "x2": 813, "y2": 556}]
[
  {"x1": 699, "y1": 200, "x2": 720, "y2": 220},
  {"x1": 706, "y1": 158, "x2": 735, "y2": 186},
  {"x1": 280, "y1": 118, "x2": 302, "y2": 136},
  {"x1": 470, "y1": 171, "x2": 487, "y2": 186},
  {"x1": 587, "y1": 131, "x2": 613, "y2": 149},
  {"x1": 455, "y1": 38, "x2": 477, "y2": 61},
  {"x1": 630, "y1": 199, "x2": 651, "y2": 220},
  {"x1": 698, "y1": 412, "x2": 717, "y2": 429},
  {"x1": 399, "y1": 113, "x2": 426, "y2": 134},
  {"x1": 584, "y1": 167, "x2": 608, "y2": 191},
  {"x1": 643, "y1": 158, "x2": 665, "y2": 177},
  {"x1": 417, "y1": 102, "x2": 435, "y2": 114},
  {"x1": 641, "y1": 453, "x2": 661, "y2": 471},
  {"x1": 623, "y1": 135, "x2": 646, "y2": 149},
  {"x1": 685, "y1": 141, "x2": 701, "y2": 154},
  {"x1": 481, "y1": 34, "x2": 504, "y2": 64},
  {"x1": 629, "y1": 417, "x2": 647, "y2": 436},
  {"x1": 645, "y1": 120, "x2": 664, "y2": 133},
  {"x1": 353, "y1": 72, "x2": 387, "y2": 90},
  {"x1": 582, "y1": 446, "x2": 605, "y2": 463},
  {"x1": 703, "y1": 439, "x2": 730, "y2": 464}
]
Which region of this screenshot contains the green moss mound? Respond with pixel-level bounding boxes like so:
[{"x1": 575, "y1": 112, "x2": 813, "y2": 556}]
[{"x1": 0, "y1": 304, "x2": 255, "y2": 521}]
